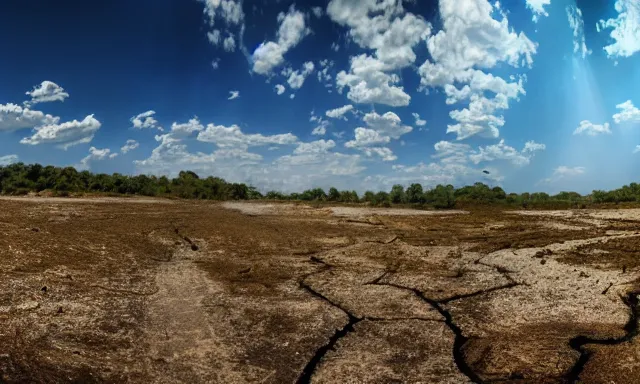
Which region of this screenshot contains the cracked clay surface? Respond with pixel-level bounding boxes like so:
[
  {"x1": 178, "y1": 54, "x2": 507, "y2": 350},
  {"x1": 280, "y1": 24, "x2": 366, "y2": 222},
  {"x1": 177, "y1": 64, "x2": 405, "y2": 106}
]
[{"x1": 0, "y1": 199, "x2": 639, "y2": 383}]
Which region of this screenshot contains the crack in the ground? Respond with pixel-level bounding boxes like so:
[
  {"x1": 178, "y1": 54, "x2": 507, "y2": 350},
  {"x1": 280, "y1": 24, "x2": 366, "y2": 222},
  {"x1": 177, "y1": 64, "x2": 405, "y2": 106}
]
[
  {"x1": 296, "y1": 279, "x2": 362, "y2": 384},
  {"x1": 564, "y1": 290, "x2": 639, "y2": 383},
  {"x1": 373, "y1": 280, "x2": 485, "y2": 384},
  {"x1": 437, "y1": 282, "x2": 520, "y2": 304}
]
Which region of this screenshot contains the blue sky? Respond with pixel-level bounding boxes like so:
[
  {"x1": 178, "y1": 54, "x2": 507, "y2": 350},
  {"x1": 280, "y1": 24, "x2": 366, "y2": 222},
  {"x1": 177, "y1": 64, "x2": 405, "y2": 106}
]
[{"x1": 1, "y1": 0, "x2": 639, "y2": 194}]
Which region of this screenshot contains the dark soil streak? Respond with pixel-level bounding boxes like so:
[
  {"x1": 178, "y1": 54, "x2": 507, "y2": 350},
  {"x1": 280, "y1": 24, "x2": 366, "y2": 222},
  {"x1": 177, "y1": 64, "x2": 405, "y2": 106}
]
[
  {"x1": 375, "y1": 281, "x2": 485, "y2": 384},
  {"x1": 564, "y1": 291, "x2": 639, "y2": 383}
]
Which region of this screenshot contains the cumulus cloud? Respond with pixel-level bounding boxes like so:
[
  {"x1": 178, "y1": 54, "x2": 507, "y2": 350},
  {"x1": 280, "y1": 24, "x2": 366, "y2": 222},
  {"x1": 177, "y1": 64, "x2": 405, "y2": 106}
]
[
  {"x1": 418, "y1": 0, "x2": 536, "y2": 140},
  {"x1": 223, "y1": 35, "x2": 236, "y2": 52},
  {"x1": 328, "y1": 0, "x2": 430, "y2": 107},
  {"x1": 199, "y1": 0, "x2": 245, "y2": 52},
  {"x1": 469, "y1": 139, "x2": 545, "y2": 166},
  {"x1": 325, "y1": 104, "x2": 354, "y2": 120},
  {"x1": 120, "y1": 139, "x2": 139, "y2": 154},
  {"x1": 336, "y1": 55, "x2": 411, "y2": 107},
  {"x1": 211, "y1": 58, "x2": 221, "y2": 69},
  {"x1": 170, "y1": 117, "x2": 205, "y2": 137},
  {"x1": 274, "y1": 84, "x2": 286, "y2": 95},
  {"x1": 251, "y1": 6, "x2": 310, "y2": 74},
  {"x1": 20, "y1": 114, "x2": 101, "y2": 149},
  {"x1": 228, "y1": 90, "x2": 240, "y2": 100},
  {"x1": 284, "y1": 61, "x2": 315, "y2": 89},
  {"x1": 412, "y1": 112, "x2": 426, "y2": 127},
  {"x1": 526, "y1": 0, "x2": 551, "y2": 21},
  {"x1": 539, "y1": 165, "x2": 586, "y2": 184},
  {"x1": 0, "y1": 155, "x2": 19, "y2": 166},
  {"x1": 363, "y1": 111, "x2": 412, "y2": 139},
  {"x1": 327, "y1": 0, "x2": 431, "y2": 70},
  {"x1": 131, "y1": 110, "x2": 162, "y2": 131},
  {"x1": 293, "y1": 139, "x2": 335, "y2": 154},
  {"x1": 633, "y1": 145, "x2": 640, "y2": 153},
  {"x1": 311, "y1": 6, "x2": 323, "y2": 18},
  {"x1": 197, "y1": 123, "x2": 298, "y2": 150},
  {"x1": 573, "y1": 120, "x2": 612, "y2": 136},
  {"x1": 79, "y1": 146, "x2": 117, "y2": 168},
  {"x1": 597, "y1": 0, "x2": 640, "y2": 59},
  {"x1": 613, "y1": 100, "x2": 640, "y2": 123},
  {"x1": 345, "y1": 128, "x2": 391, "y2": 148},
  {"x1": 0, "y1": 103, "x2": 59, "y2": 132},
  {"x1": 24, "y1": 81, "x2": 69, "y2": 107},
  {"x1": 567, "y1": 5, "x2": 592, "y2": 59},
  {"x1": 317, "y1": 59, "x2": 334, "y2": 86}
]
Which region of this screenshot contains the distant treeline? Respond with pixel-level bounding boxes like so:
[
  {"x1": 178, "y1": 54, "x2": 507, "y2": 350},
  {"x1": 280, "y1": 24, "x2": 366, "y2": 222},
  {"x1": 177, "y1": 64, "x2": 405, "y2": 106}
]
[{"x1": 0, "y1": 163, "x2": 635, "y2": 208}]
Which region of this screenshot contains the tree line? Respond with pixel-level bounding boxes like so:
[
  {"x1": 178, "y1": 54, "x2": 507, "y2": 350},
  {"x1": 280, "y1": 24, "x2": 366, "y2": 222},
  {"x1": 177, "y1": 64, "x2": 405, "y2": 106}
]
[{"x1": 0, "y1": 162, "x2": 636, "y2": 208}]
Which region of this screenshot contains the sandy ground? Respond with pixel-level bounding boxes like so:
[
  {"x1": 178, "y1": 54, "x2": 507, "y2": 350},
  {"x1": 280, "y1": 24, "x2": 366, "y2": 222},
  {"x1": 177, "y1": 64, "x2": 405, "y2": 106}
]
[{"x1": 0, "y1": 199, "x2": 639, "y2": 383}]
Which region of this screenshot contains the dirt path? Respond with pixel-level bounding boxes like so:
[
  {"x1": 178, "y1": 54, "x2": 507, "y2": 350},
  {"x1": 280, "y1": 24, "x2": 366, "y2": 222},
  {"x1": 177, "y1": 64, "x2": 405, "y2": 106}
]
[{"x1": 144, "y1": 253, "x2": 243, "y2": 383}]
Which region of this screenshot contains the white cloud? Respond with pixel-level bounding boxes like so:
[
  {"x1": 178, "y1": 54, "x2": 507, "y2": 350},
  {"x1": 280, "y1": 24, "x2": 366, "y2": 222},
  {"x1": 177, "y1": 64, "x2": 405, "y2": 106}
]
[
  {"x1": 80, "y1": 146, "x2": 117, "y2": 168},
  {"x1": 211, "y1": 58, "x2": 221, "y2": 69},
  {"x1": 361, "y1": 147, "x2": 397, "y2": 162},
  {"x1": 312, "y1": 6, "x2": 323, "y2": 18},
  {"x1": 311, "y1": 112, "x2": 330, "y2": 136},
  {"x1": 199, "y1": 0, "x2": 245, "y2": 52},
  {"x1": 120, "y1": 139, "x2": 139, "y2": 154},
  {"x1": 447, "y1": 94, "x2": 508, "y2": 140},
  {"x1": 251, "y1": 6, "x2": 310, "y2": 74},
  {"x1": 325, "y1": 104, "x2": 354, "y2": 120},
  {"x1": 131, "y1": 110, "x2": 162, "y2": 131},
  {"x1": 336, "y1": 54, "x2": 411, "y2": 107},
  {"x1": 567, "y1": 6, "x2": 592, "y2": 59},
  {"x1": 345, "y1": 128, "x2": 391, "y2": 148},
  {"x1": 317, "y1": 59, "x2": 334, "y2": 85},
  {"x1": 363, "y1": 111, "x2": 412, "y2": 139},
  {"x1": 274, "y1": 84, "x2": 286, "y2": 95},
  {"x1": 412, "y1": 112, "x2": 426, "y2": 127},
  {"x1": 539, "y1": 165, "x2": 586, "y2": 184},
  {"x1": 433, "y1": 141, "x2": 472, "y2": 164},
  {"x1": 598, "y1": 0, "x2": 640, "y2": 59},
  {"x1": 469, "y1": 139, "x2": 545, "y2": 166},
  {"x1": 573, "y1": 120, "x2": 612, "y2": 136},
  {"x1": 208, "y1": 29, "x2": 221, "y2": 45},
  {"x1": 327, "y1": 0, "x2": 431, "y2": 70},
  {"x1": 633, "y1": 145, "x2": 640, "y2": 153},
  {"x1": 228, "y1": 90, "x2": 240, "y2": 100},
  {"x1": 170, "y1": 117, "x2": 205, "y2": 137},
  {"x1": 285, "y1": 61, "x2": 315, "y2": 89},
  {"x1": 312, "y1": 125, "x2": 327, "y2": 136},
  {"x1": 197, "y1": 123, "x2": 298, "y2": 149},
  {"x1": 290, "y1": 94, "x2": 296, "y2": 99},
  {"x1": 523, "y1": 140, "x2": 546, "y2": 153},
  {"x1": 0, "y1": 155, "x2": 18, "y2": 166},
  {"x1": 294, "y1": 139, "x2": 336, "y2": 154},
  {"x1": 331, "y1": 42, "x2": 340, "y2": 52},
  {"x1": 526, "y1": 0, "x2": 551, "y2": 21},
  {"x1": 328, "y1": 1, "x2": 430, "y2": 106},
  {"x1": 0, "y1": 103, "x2": 59, "y2": 132},
  {"x1": 418, "y1": 0, "x2": 536, "y2": 140},
  {"x1": 20, "y1": 114, "x2": 102, "y2": 149},
  {"x1": 223, "y1": 35, "x2": 236, "y2": 52},
  {"x1": 613, "y1": 100, "x2": 640, "y2": 123},
  {"x1": 24, "y1": 81, "x2": 69, "y2": 107}
]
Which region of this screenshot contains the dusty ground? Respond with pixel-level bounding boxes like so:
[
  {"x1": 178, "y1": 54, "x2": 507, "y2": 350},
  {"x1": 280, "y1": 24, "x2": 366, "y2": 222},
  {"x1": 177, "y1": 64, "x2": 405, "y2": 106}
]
[{"x1": 0, "y1": 199, "x2": 638, "y2": 383}]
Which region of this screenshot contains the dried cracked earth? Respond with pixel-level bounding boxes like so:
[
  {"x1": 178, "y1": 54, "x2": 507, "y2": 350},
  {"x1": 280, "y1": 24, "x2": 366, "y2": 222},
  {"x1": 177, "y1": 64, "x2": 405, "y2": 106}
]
[{"x1": 0, "y1": 198, "x2": 639, "y2": 383}]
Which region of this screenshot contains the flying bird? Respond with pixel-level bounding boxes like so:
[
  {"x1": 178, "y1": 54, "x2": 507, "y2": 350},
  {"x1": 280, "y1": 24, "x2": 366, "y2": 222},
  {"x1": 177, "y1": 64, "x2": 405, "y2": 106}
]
[{"x1": 482, "y1": 170, "x2": 490, "y2": 174}]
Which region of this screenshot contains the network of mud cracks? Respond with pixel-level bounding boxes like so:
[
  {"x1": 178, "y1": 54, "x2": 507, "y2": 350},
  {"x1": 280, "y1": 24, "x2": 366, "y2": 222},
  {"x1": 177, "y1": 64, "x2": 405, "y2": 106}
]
[{"x1": 0, "y1": 198, "x2": 639, "y2": 383}]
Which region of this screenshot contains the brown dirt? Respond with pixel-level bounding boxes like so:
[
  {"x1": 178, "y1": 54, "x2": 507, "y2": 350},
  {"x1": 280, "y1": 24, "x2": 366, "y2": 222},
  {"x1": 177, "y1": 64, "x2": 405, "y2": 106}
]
[{"x1": 0, "y1": 199, "x2": 639, "y2": 383}]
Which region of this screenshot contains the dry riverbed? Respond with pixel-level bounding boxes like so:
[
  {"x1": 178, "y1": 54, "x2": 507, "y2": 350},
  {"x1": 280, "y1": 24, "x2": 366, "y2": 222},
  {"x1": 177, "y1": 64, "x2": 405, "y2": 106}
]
[{"x1": 0, "y1": 199, "x2": 638, "y2": 383}]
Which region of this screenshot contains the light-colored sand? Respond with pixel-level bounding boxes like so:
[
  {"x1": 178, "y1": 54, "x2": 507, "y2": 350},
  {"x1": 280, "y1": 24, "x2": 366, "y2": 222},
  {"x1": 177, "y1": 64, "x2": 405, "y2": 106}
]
[{"x1": 221, "y1": 201, "x2": 467, "y2": 218}]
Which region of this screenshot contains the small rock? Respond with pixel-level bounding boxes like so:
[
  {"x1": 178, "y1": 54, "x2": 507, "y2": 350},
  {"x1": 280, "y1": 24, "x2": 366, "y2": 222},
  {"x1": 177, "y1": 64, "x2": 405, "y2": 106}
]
[
  {"x1": 190, "y1": 244, "x2": 199, "y2": 251},
  {"x1": 540, "y1": 259, "x2": 547, "y2": 265},
  {"x1": 31, "y1": 227, "x2": 40, "y2": 232}
]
